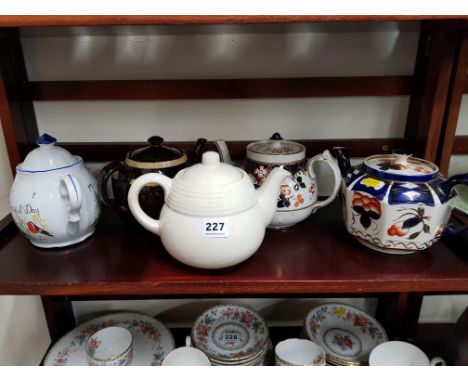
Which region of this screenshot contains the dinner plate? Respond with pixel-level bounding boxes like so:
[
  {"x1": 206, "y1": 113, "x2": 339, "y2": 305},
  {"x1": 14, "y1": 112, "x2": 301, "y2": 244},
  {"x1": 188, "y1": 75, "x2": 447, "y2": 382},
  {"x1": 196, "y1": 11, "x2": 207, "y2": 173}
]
[
  {"x1": 43, "y1": 311, "x2": 175, "y2": 366},
  {"x1": 191, "y1": 304, "x2": 269, "y2": 362},
  {"x1": 305, "y1": 303, "x2": 387, "y2": 366}
]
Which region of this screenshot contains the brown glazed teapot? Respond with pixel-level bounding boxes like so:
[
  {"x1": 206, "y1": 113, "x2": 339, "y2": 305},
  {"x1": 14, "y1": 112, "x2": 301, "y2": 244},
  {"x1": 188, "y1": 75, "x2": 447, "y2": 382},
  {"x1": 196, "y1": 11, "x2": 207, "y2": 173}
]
[{"x1": 98, "y1": 136, "x2": 207, "y2": 224}]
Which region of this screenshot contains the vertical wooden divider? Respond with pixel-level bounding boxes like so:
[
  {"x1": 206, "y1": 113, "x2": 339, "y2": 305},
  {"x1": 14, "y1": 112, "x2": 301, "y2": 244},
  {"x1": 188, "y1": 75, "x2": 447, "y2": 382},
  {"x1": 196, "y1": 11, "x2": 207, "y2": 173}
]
[
  {"x1": 404, "y1": 20, "x2": 464, "y2": 163},
  {"x1": 0, "y1": 28, "x2": 65, "y2": 344},
  {"x1": 375, "y1": 292, "x2": 424, "y2": 341},
  {"x1": 0, "y1": 27, "x2": 39, "y2": 170},
  {"x1": 399, "y1": 20, "x2": 465, "y2": 337},
  {"x1": 0, "y1": 70, "x2": 20, "y2": 174},
  {"x1": 438, "y1": 27, "x2": 468, "y2": 175},
  {"x1": 41, "y1": 296, "x2": 76, "y2": 343}
]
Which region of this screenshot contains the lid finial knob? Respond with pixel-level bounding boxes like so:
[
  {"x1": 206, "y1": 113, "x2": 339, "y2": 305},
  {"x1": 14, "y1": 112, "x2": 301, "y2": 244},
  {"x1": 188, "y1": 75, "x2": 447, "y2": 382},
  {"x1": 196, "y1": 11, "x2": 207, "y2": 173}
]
[
  {"x1": 202, "y1": 151, "x2": 221, "y2": 166},
  {"x1": 270, "y1": 132, "x2": 283, "y2": 141},
  {"x1": 148, "y1": 136, "x2": 164, "y2": 147},
  {"x1": 36, "y1": 133, "x2": 57, "y2": 147}
]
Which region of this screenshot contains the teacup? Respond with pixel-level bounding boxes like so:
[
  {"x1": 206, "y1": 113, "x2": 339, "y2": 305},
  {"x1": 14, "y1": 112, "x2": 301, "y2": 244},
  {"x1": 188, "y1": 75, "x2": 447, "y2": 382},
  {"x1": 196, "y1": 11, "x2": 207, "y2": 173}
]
[
  {"x1": 162, "y1": 341, "x2": 211, "y2": 367},
  {"x1": 369, "y1": 341, "x2": 446, "y2": 366},
  {"x1": 85, "y1": 326, "x2": 133, "y2": 366},
  {"x1": 275, "y1": 338, "x2": 326, "y2": 366}
]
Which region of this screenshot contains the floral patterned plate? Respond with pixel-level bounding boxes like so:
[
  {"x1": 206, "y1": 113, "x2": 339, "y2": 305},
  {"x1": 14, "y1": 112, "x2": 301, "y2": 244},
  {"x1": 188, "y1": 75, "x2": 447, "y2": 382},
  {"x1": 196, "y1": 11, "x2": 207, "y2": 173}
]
[
  {"x1": 305, "y1": 303, "x2": 388, "y2": 366},
  {"x1": 191, "y1": 304, "x2": 269, "y2": 362},
  {"x1": 43, "y1": 312, "x2": 175, "y2": 366}
]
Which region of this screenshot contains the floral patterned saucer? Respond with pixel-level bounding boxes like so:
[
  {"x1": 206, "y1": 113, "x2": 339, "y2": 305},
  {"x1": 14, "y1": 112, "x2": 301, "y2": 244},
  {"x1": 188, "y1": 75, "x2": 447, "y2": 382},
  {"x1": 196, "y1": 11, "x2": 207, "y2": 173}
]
[
  {"x1": 191, "y1": 304, "x2": 269, "y2": 363},
  {"x1": 305, "y1": 303, "x2": 388, "y2": 366},
  {"x1": 208, "y1": 338, "x2": 273, "y2": 366},
  {"x1": 43, "y1": 312, "x2": 175, "y2": 366}
]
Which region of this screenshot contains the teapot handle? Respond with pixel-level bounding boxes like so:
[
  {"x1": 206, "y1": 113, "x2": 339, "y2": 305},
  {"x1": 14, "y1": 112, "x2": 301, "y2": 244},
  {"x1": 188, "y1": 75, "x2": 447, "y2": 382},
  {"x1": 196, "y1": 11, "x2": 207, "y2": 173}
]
[
  {"x1": 98, "y1": 160, "x2": 130, "y2": 217},
  {"x1": 191, "y1": 138, "x2": 208, "y2": 163},
  {"x1": 440, "y1": 175, "x2": 468, "y2": 237},
  {"x1": 440, "y1": 173, "x2": 468, "y2": 197},
  {"x1": 213, "y1": 140, "x2": 233, "y2": 165},
  {"x1": 307, "y1": 149, "x2": 342, "y2": 213},
  {"x1": 127, "y1": 173, "x2": 173, "y2": 236},
  {"x1": 60, "y1": 174, "x2": 82, "y2": 223},
  {"x1": 430, "y1": 356, "x2": 446, "y2": 366}
]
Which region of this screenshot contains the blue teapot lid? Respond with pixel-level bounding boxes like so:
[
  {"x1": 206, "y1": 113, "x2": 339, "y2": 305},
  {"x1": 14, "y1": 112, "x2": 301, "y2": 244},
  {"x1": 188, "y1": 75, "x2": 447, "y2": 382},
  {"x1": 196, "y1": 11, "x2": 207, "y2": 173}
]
[
  {"x1": 363, "y1": 152, "x2": 438, "y2": 182},
  {"x1": 16, "y1": 134, "x2": 81, "y2": 173}
]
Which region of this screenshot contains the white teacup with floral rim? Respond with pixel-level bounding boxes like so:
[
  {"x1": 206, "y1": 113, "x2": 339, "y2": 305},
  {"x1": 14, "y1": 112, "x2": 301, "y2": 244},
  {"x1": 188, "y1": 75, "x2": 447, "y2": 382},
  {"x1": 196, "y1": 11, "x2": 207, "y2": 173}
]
[
  {"x1": 275, "y1": 338, "x2": 326, "y2": 366},
  {"x1": 85, "y1": 326, "x2": 134, "y2": 366}
]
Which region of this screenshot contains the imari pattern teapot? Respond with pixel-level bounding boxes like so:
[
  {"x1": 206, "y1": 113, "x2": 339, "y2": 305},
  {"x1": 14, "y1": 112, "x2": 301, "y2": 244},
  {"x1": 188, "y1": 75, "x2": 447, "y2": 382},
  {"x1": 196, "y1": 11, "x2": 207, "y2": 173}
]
[
  {"x1": 241, "y1": 133, "x2": 341, "y2": 229},
  {"x1": 333, "y1": 148, "x2": 468, "y2": 254}
]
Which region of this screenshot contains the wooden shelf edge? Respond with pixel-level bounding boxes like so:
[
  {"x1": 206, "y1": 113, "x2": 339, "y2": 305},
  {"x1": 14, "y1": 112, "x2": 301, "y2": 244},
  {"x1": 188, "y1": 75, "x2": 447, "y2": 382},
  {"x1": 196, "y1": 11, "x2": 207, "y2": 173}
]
[
  {"x1": 1, "y1": 15, "x2": 467, "y2": 27},
  {"x1": 24, "y1": 77, "x2": 413, "y2": 100},
  {"x1": 54, "y1": 136, "x2": 468, "y2": 162},
  {"x1": 57, "y1": 138, "x2": 406, "y2": 162},
  {"x1": 3, "y1": 279, "x2": 468, "y2": 297}
]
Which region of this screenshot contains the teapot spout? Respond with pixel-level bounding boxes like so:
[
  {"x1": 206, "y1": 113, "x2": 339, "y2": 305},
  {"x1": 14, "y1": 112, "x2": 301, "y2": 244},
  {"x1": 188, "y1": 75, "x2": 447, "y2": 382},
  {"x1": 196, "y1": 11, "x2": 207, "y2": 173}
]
[
  {"x1": 331, "y1": 147, "x2": 352, "y2": 176},
  {"x1": 256, "y1": 167, "x2": 290, "y2": 227}
]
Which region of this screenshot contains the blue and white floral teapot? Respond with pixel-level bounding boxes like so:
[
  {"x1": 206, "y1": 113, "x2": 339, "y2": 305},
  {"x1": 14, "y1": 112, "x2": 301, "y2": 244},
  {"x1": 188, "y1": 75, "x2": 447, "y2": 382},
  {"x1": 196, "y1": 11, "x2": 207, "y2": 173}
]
[
  {"x1": 333, "y1": 148, "x2": 468, "y2": 254},
  {"x1": 10, "y1": 134, "x2": 100, "y2": 248}
]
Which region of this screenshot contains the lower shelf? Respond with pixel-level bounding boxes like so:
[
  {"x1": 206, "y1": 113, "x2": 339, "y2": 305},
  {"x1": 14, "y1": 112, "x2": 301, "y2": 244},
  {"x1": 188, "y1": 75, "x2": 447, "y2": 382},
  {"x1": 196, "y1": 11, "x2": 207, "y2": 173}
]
[
  {"x1": 171, "y1": 323, "x2": 457, "y2": 364},
  {"x1": 40, "y1": 323, "x2": 458, "y2": 366}
]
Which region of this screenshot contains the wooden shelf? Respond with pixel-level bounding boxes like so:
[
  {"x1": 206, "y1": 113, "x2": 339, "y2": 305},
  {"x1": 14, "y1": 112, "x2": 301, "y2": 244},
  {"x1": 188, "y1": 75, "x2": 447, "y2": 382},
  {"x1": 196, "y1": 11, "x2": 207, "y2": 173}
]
[
  {"x1": 1, "y1": 17, "x2": 468, "y2": 344},
  {"x1": 0, "y1": 16, "x2": 467, "y2": 28},
  {"x1": 0, "y1": 200, "x2": 467, "y2": 297}
]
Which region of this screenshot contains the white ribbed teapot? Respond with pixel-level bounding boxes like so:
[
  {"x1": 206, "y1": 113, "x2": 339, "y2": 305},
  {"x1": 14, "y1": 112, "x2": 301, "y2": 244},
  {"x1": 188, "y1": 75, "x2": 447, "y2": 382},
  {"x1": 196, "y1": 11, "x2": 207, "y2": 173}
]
[{"x1": 127, "y1": 151, "x2": 290, "y2": 269}]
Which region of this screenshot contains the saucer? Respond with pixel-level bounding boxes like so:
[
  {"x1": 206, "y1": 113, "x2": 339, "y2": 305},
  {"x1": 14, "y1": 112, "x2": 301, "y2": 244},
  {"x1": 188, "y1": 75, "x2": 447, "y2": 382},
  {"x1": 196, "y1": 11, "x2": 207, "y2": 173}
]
[
  {"x1": 44, "y1": 311, "x2": 175, "y2": 366},
  {"x1": 191, "y1": 304, "x2": 268, "y2": 362},
  {"x1": 305, "y1": 303, "x2": 387, "y2": 366},
  {"x1": 209, "y1": 338, "x2": 272, "y2": 366}
]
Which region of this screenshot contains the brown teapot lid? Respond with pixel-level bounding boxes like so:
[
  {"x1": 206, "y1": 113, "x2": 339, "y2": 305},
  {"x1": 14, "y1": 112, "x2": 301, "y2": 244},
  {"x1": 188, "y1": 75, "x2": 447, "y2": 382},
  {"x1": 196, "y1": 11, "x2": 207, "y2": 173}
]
[{"x1": 125, "y1": 136, "x2": 188, "y2": 169}]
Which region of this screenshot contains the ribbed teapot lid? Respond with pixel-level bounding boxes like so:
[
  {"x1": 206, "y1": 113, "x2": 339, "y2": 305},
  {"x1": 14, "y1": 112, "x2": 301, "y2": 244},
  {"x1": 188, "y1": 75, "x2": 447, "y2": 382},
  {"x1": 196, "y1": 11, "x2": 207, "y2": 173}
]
[
  {"x1": 17, "y1": 134, "x2": 81, "y2": 173},
  {"x1": 178, "y1": 151, "x2": 243, "y2": 186},
  {"x1": 167, "y1": 151, "x2": 256, "y2": 217},
  {"x1": 246, "y1": 132, "x2": 305, "y2": 164}
]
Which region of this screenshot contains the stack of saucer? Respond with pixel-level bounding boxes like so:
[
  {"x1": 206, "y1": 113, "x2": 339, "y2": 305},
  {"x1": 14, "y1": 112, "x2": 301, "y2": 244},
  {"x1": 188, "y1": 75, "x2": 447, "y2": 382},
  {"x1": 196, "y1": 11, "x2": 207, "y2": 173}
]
[
  {"x1": 304, "y1": 303, "x2": 388, "y2": 366},
  {"x1": 191, "y1": 304, "x2": 271, "y2": 366}
]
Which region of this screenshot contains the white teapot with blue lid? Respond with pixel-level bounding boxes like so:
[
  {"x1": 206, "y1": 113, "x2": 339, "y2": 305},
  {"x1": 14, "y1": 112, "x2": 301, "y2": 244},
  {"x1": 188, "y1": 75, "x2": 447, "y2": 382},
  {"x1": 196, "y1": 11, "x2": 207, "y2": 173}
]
[{"x1": 10, "y1": 134, "x2": 101, "y2": 248}]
